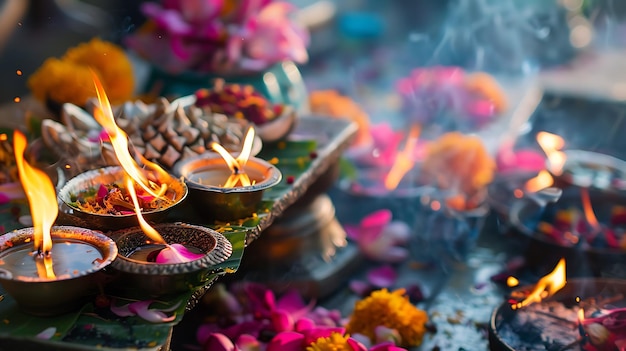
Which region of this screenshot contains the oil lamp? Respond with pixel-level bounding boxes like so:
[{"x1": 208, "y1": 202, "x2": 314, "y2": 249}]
[
  {"x1": 0, "y1": 131, "x2": 117, "y2": 316},
  {"x1": 173, "y1": 127, "x2": 282, "y2": 221},
  {"x1": 57, "y1": 73, "x2": 188, "y2": 231}
]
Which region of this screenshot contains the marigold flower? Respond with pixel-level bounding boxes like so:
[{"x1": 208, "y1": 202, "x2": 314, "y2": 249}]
[
  {"x1": 28, "y1": 38, "x2": 134, "y2": 107},
  {"x1": 306, "y1": 332, "x2": 354, "y2": 351},
  {"x1": 345, "y1": 289, "x2": 428, "y2": 348}
]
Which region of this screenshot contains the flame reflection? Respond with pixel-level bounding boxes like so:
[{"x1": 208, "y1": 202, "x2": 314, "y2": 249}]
[
  {"x1": 511, "y1": 258, "x2": 566, "y2": 310},
  {"x1": 523, "y1": 170, "x2": 554, "y2": 193},
  {"x1": 580, "y1": 188, "x2": 600, "y2": 232},
  {"x1": 536, "y1": 132, "x2": 567, "y2": 176},
  {"x1": 14, "y1": 130, "x2": 57, "y2": 279},
  {"x1": 384, "y1": 125, "x2": 421, "y2": 190}
]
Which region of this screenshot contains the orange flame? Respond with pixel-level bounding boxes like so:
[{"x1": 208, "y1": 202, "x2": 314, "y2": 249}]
[
  {"x1": 126, "y1": 178, "x2": 187, "y2": 262},
  {"x1": 511, "y1": 258, "x2": 566, "y2": 310},
  {"x1": 91, "y1": 71, "x2": 167, "y2": 199},
  {"x1": 536, "y1": 132, "x2": 567, "y2": 176},
  {"x1": 384, "y1": 125, "x2": 421, "y2": 190},
  {"x1": 506, "y1": 276, "x2": 520, "y2": 287},
  {"x1": 578, "y1": 308, "x2": 585, "y2": 323},
  {"x1": 523, "y1": 170, "x2": 554, "y2": 193},
  {"x1": 210, "y1": 127, "x2": 255, "y2": 187},
  {"x1": 580, "y1": 188, "x2": 600, "y2": 231},
  {"x1": 13, "y1": 130, "x2": 57, "y2": 279}
]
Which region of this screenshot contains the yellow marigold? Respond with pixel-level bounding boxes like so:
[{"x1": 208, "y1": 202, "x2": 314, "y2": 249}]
[
  {"x1": 345, "y1": 289, "x2": 428, "y2": 348},
  {"x1": 28, "y1": 37, "x2": 134, "y2": 106},
  {"x1": 307, "y1": 332, "x2": 354, "y2": 351}
]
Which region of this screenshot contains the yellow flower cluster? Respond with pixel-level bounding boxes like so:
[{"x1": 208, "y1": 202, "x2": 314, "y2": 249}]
[
  {"x1": 345, "y1": 289, "x2": 429, "y2": 348},
  {"x1": 28, "y1": 38, "x2": 134, "y2": 107},
  {"x1": 422, "y1": 132, "x2": 495, "y2": 210},
  {"x1": 307, "y1": 332, "x2": 354, "y2": 351}
]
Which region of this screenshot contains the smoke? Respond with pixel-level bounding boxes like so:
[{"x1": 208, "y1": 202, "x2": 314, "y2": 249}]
[{"x1": 408, "y1": 0, "x2": 577, "y2": 75}]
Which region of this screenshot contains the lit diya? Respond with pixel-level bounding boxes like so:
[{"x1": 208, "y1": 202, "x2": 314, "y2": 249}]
[
  {"x1": 489, "y1": 259, "x2": 626, "y2": 351},
  {"x1": 0, "y1": 131, "x2": 117, "y2": 316},
  {"x1": 173, "y1": 126, "x2": 282, "y2": 221},
  {"x1": 108, "y1": 177, "x2": 232, "y2": 297},
  {"x1": 58, "y1": 73, "x2": 187, "y2": 231}
]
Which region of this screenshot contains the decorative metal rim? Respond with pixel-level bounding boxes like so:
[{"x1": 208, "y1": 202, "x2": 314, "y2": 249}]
[{"x1": 109, "y1": 222, "x2": 233, "y2": 275}]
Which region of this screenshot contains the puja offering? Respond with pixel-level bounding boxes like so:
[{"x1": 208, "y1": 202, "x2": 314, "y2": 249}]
[
  {"x1": 173, "y1": 127, "x2": 282, "y2": 221},
  {"x1": 41, "y1": 91, "x2": 261, "y2": 171},
  {"x1": 194, "y1": 79, "x2": 297, "y2": 143},
  {"x1": 0, "y1": 131, "x2": 117, "y2": 316},
  {"x1": 489, "y1": 259, "x2": 626, "y2": 351}
]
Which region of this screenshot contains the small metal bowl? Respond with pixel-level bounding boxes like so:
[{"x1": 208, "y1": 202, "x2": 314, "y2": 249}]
[
  {"x1": 0, "y1": 226, "x2": 117, "y2": 316},
  {"x1": 172, "y1": 153, "x2": 282, "y2": 221},
  {"x1": 57, "y1": 166, "x2": 188, "y2": 231},
  {"x1": 107, "y1": 222, "x2": 232, "y2": 297}
]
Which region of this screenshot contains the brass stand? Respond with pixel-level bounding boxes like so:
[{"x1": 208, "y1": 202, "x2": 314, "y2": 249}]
[{"x1": 237, "y1": 166, "x2": 363, "y2": 299}]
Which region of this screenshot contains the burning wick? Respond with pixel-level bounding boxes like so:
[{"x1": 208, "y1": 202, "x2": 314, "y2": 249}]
[
  {"x1": 125, "y1": 178, "x2": 203, "y2": 264},
  {"x1": 210, "y1": 127, "x2": 256, "y2": 188},
  {"x1": 510, "y1": 258, "x2": 566, "y2": 310}
]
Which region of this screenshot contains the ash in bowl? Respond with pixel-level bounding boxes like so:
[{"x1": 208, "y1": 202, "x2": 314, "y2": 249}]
[{"x1": 495, "y1": 300, "x2": 579, "y2": 351}]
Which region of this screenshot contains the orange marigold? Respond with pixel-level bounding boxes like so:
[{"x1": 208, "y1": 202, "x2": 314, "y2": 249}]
[
  {"x1": 309, "y1": 90, "x2": 372, "y2": 147},
  {"x1": 345, "y1": 289, "x2": 428, "y2": 348},
  {"x1": 421, "y1": 132, "x2": 495, "y2": 210},
  {"x1": 28, "y1": 37, "x2": 134, "y2": 107}
]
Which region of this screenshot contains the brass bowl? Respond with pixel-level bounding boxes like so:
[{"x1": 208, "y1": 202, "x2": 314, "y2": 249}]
[
  {"x1": 0, "y1": 226, "x2": 117, "y2": 316},
  {"x1": 57, "y1": 166, "x2": 188, "y2": 231},
  {"x1": 108, "y1": 222, "x2": 232, "y2": 297},
  {"x1": 172, "y1": 153, "x2": 282, "y2": 221}
]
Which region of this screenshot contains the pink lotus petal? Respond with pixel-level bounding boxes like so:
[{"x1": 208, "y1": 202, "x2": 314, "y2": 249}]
[
  {"x1": 349, "y1": 280, "x2": 373, "y2": 296},
  {"x1": 236, "y1": 334, "x2": 261, "y2": 351},
  {"x1": 156, "y1": 243, "x2": 205, "y2": 263},
  {"x1": 271, "y1": 309, "x2": 294, "y2": 332},
  {"x1": 203, "y1": 333, "x2": 236, "y2": 351},
  {"x1": 36, "y1": 327, "x2": 56, "y2": 340},
  {"x1": 301, "y1": 327, "x2": 345, "y2": 345},
  {"x1": 266, "y1": 331, "x2": 305, "y2": 351},
  {"x1": 367, "y1": 265, "x2": 397, "y2": 288},
  {"x1": 359, "y1": 209, "x2": 392, "y2": 242}
]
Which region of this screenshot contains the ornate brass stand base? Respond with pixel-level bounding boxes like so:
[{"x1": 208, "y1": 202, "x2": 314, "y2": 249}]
[{"x1": 238, "y1": 193, "x2": 363, "y2": 299}]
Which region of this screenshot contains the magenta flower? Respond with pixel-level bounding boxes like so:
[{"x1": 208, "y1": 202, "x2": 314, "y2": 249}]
[
  {"x1": 125, "y1": 0, "x2": 309, "y2": 73},
  {"x1": 496, "y1": 140, "x2": 545, "y2": 174},
  {"x1": 155, "y1": 243, "x2": 205, "y2": 263},
  {"x1": 345, "y1": 209, "x2": 411, "y2": 263},
  {"x1": 228, "y1": 2, "x2": 309, "y2": 71}
]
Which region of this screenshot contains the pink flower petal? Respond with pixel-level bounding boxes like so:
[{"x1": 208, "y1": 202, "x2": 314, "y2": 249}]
[
  {"x1": 156, "y1": 243, "x2": 205, "y2": 263},
  {"x1": 197, "y1": 324, "x2": 220, "y2": 345},
  {"x1": 347, "y1": 337, "x2": 368, "y2": 351},
  {"x1": 110, "y1": 301, "x2": 135, "y2": 317},
  {"x1": 294, "y1": 317, "x2": 315, "y2": 332},
  {"x1": 235, "y1": 334, "x2": 261, "y2": 351},
  {"x1": 271, "y1": 309, "x2": 294, "y2": 332},
  {"x1": 359, "y1": 209, "x2": 392, "y2": 242},
  {"x1": 276, "y1": 288, "x2": 307, "y2": 313},
  {"x1": 349, "y1": 280, "x2": 373, "y2": 296},
  {"x1": 266, "y1": 331, "x2": 305, "y2": 351},
  {"x1": 344, "y1": 224, "x2": 361, "y2": 241},
  {"x1": 36, "y1": 327, "x2": 56, "y2": 340},
  {"x1": 203, "y1": 333, "x2": 236, "y2": 351},
  {"x1": 97, "y1": 184, "x2": 108, "y2": 201},
  {"x1": 367, "y1": 265, "x2": 397, "y2": 288},
  {"x1": 128, "y1": 300, "x2": 178, "y2": 323},
  {"x1": 381, "y1": 221, "x2": 411, "y2": 244}
]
